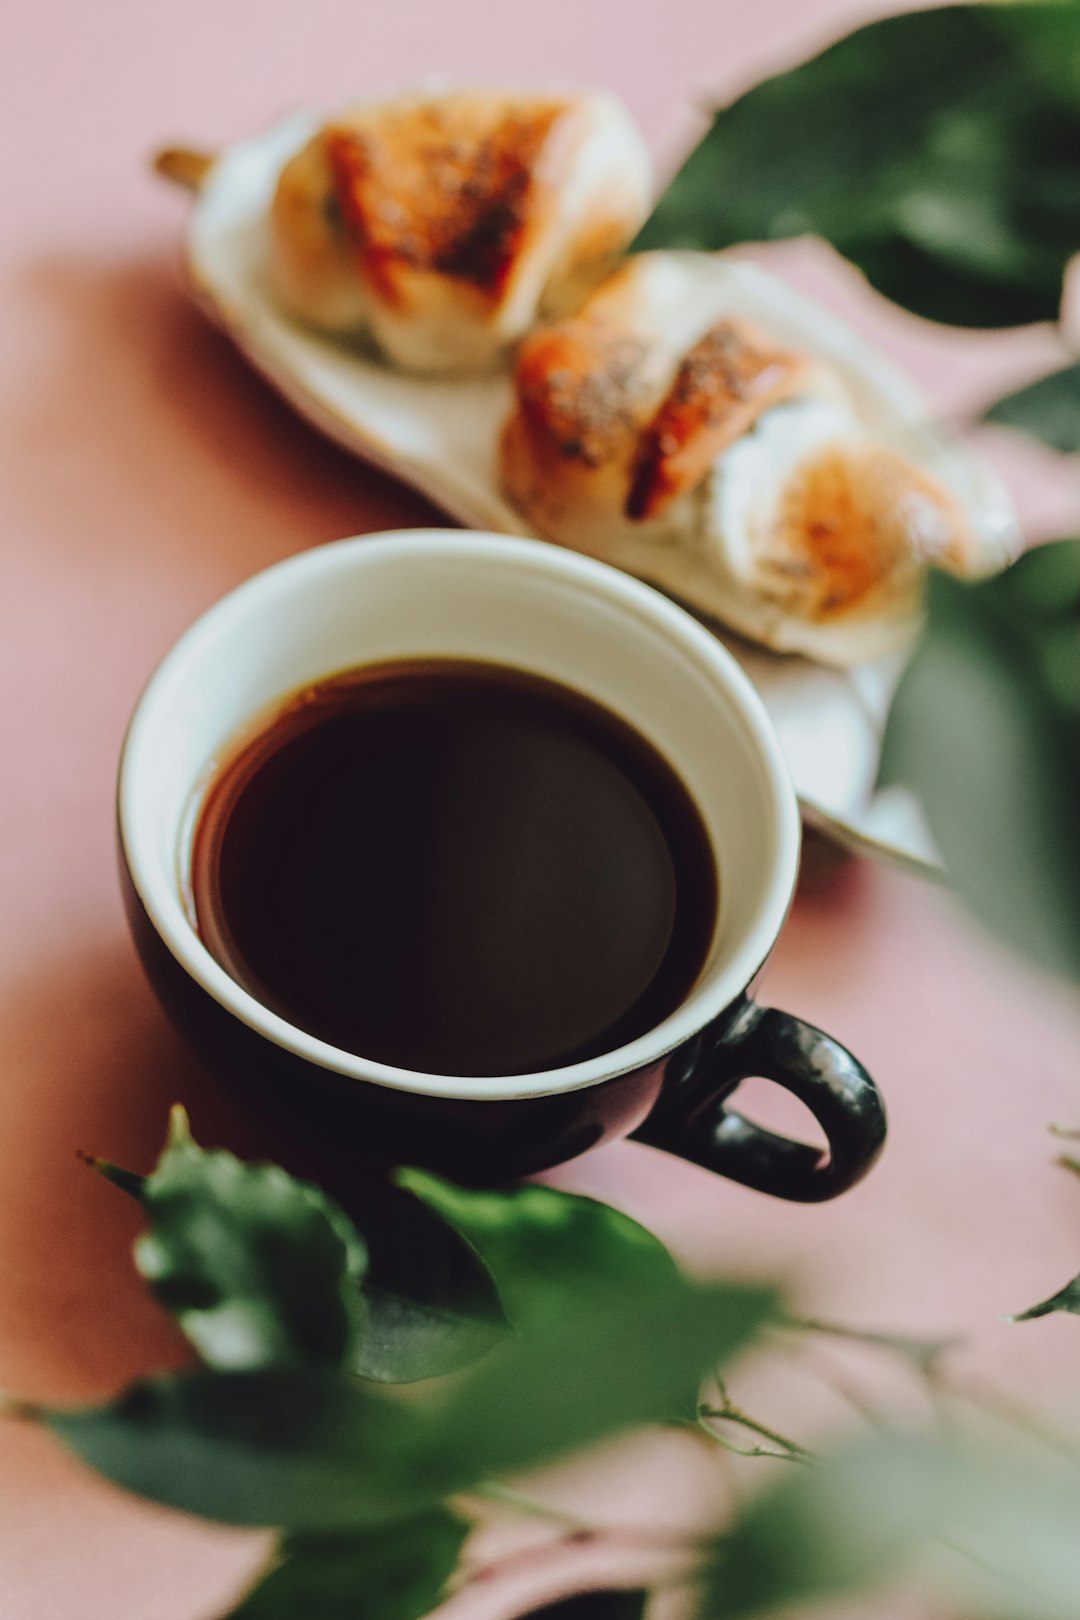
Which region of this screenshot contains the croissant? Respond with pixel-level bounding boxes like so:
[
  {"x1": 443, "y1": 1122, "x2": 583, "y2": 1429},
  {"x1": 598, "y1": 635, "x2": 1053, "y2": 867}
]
[
  {"x1": 501, "y1": 253, "x2": 990, "y2": 665},
  {"x1": 269, "y1": 87, "x2": 651, "y2": 374}
]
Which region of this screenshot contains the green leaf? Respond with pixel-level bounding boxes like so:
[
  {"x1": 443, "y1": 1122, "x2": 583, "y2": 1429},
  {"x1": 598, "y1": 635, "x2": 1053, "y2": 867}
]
[
  {"x1": 85, "y1": 1156, "x2": 145, "y2": 1199},
  {"x1": 92, "y1": 1119, "x2": 506, "y2": 1385},
  {"x1": 397, "y1": 1170, "x2": 677, "y2": 1327},
  {"x1": 1012, "y1": 1272, "x2": 1080, "y2": 1321},
  {"x1": 431, "y1": 1276, "x2": 777, "y2": 1485},
  {"x1": 699, "y1": 1435, "x2": 1080, "y2": 1620},
  {"x1": 349, "y1": 1178, "x2": 508, "y2": 1384},
  {"x1": 880, "y1": 544, "x2": 1080, "y2": 984},
  {"x1": 634, "y1": 3, "x2": 1080, "y2": 328},
  {"x1": 132, "y1": 1107, "x2": 368, "y2": 1372},
  {"x1": 46, "y1": 1367, "x2": 435, "y2": 1531},
  {"x1": 700, "y1": 1439, "x2": 938, "y2": 1619},
  {"x1": 984, "y1": 363, "x2": 1080, "y2": 453},
  {"x1": 47, "y1": 1278, "x2": 776, "y2": 1529},
  {"x1": 226, "y1": 1509, "x2": 468, "y2": 1620}
]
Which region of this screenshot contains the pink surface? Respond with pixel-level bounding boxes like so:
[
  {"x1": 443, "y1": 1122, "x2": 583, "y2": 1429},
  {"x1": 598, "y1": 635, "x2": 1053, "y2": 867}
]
[{"x1": 3, "y1": 1, "x2": 1080, "y2": 1616}]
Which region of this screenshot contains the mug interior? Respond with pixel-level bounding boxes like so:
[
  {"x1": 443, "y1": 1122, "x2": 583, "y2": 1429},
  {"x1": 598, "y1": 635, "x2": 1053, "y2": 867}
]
[{"x1": 119, "y1": 531, "x2": 800, "y2": 1101}]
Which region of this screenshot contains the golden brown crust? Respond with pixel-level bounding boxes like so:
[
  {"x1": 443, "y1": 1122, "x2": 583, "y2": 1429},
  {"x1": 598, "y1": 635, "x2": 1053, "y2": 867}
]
[
  {"x1": 757, "y1": 445, "x2": 969, "y2": 622},
  {"x1": 627, "y1": 321, "x2": 808, "y2": 522},
  {"x1": 513, "y1": 317, "x2": 654, "y2": 467},
  {"x1": 501, "y1": 319, "x2": 659, "y2": 553},
  {"x1": 501, "y1": 281, "x2": 816, "y2": 542},
  {"x1": 500, "y1": 279, "x2": 678, "y2": 551},
  {"x1": 498, "y1": 251, "x2": 1001, "y2": 662},
  {"x1": 267, "y1": 89, "x2": 651, "y2": 371},
  {"x1": 324, "y1": 97, "x2": 568, "y2": 309}
]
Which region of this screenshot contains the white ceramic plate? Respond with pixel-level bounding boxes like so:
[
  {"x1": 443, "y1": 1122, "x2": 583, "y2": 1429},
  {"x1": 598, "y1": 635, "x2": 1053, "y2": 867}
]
[{"x1": 166, "y1": 111, "x2": 1021, "y2": 874}]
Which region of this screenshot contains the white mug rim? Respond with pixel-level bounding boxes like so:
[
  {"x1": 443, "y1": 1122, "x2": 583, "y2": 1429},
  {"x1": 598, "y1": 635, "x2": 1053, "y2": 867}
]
[{"x1": 118, "y1": 531, "x2": 801, "y2": 1103}]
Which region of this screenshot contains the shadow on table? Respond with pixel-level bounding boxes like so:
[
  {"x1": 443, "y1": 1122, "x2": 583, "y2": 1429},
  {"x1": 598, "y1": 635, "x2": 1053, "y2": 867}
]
[
  {"x1": 0, "y1": 929, "x2": 394, "y2": 1405},
  {"x1": 7, "y1": 250, "x2": 443, "y2": 575}
]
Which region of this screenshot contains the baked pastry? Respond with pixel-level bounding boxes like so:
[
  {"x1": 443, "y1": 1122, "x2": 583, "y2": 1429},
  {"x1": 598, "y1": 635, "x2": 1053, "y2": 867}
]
[
  {"x1": 501, "y1": 252, "x2": 994, "y2": 665},
  {"x1": 269, "y1": 88, "x2": 651, "y2": 374}
]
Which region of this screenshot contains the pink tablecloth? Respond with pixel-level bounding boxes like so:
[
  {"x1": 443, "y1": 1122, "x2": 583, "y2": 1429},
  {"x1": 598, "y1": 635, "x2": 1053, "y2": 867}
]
[{"x1": 4, "y1": 2, "x2": 1080, "y2": 1616}]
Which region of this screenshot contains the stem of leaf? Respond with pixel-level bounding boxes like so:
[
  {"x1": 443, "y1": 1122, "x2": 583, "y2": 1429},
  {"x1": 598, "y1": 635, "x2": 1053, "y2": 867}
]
[
  {"x1": 698, "y1": 1403, "x2": 812, "y2": 1464},
  {"x1": 782, "y1": 1315, "x2": 960, "y2": 1377}
]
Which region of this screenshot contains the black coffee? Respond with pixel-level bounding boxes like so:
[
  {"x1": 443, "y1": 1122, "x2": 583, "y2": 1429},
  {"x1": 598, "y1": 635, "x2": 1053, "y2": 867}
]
[{"x1": 189, "y1": 659, "x2": 717, "y2": 1076}]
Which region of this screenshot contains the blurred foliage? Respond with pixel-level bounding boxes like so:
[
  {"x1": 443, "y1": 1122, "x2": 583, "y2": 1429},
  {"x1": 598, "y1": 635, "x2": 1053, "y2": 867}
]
[
  {"x1": 635, "y1": 3, "x2": 1080, "y2": 328},
  {"x1": 95, "y1": 1105, "x2": 368, "y2": 1372},
  {"x1": 94, "y1": 1107, "x2": 510, "y2": 1385},
  {"x1": 60, "y1": 1115, "x2": 776, "y2": 1617},
  {"x1": 48, "y1": 1106, "x2": 1080, "y2": 1620},
  {"x1": 47, "y1": 1106, "x2": 1080, "y2": 1620},
  {"x1": 699, "y1": 1437, "x2": 1080, "y2": 1620},
  {"x1": 227, "y1": 1513, "x2": 468, "y2": 1620},
  {"x1": 984, "y1": 363, "x2": 1080, "y2": 453},
  {"x1": 397, "y1": 1168, "x2": 678, "y2": 1325},
  {"x1": 881, "y1": 542, "x2": 1080, "y2": 985}
]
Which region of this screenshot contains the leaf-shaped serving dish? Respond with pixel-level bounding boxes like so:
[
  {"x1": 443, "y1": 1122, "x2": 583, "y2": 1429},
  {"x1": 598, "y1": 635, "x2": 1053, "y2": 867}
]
[{"x1": 163, "y1": 110, "x2": 1021, "y2": 874}]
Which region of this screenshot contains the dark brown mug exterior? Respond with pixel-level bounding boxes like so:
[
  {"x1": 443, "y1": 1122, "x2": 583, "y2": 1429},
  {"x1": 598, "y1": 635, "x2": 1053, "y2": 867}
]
[{"x1": 122, "y1": 859, "x2": 886, "y2": 1202}]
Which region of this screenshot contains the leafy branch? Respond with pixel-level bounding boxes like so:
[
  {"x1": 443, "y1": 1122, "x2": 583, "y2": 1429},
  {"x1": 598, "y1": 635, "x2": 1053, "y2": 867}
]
[
  {"x1": 984, "y1": 363, "x2": 1080, "y2": 455},
  {"x1": 44, "y1": 1111, "x2": 777, "y2": 1617},
  {"x1": 18, "y1": 1100, "x2": 1080, "y2": 1619}
]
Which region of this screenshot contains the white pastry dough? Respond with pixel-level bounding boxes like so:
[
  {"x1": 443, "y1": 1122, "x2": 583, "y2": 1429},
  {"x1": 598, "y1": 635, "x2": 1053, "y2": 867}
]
[{"x1": 269, "y1": 87, "x2": 651, "y2": 375}]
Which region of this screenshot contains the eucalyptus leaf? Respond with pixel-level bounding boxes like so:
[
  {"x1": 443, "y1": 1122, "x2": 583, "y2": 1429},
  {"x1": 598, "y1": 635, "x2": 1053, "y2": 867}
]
[
  {"x1": 880, "y1": 544, "x2": 1080, "y2": 984},
  {"x1": 1012, "y1": 1272, "x2": 1080, "y2": 1321},
  {"x1": 397, "y1": 1170, "x2": 677, "y2": 1327},
  {"x1": 226, "y1": 1509, "x2": 468, "y2": 1619},
  {"x1": 46, "y1": 1367, "x2": 436, "y2": 1531},
  {"x1": 984, "y1": 363, "x2": 1080, "y2": 453},
  {"x1": 634, "y1": 3, "x2": 1080, "y2": 328},
  {"x1": 129, "y1": 1107, "x2": 368, "y2": 1372}
]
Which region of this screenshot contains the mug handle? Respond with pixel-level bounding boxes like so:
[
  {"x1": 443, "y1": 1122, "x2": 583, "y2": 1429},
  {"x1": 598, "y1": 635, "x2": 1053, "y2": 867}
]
[{"x1": 631, "y1": 1004, "x2": 886, "y2": 1202}]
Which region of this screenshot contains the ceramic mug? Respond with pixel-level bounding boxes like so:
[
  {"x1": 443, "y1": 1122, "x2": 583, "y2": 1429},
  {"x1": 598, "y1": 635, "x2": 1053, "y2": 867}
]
[{"x1": 118, "y1": 530, "x2": 885, "y2": 1199}]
